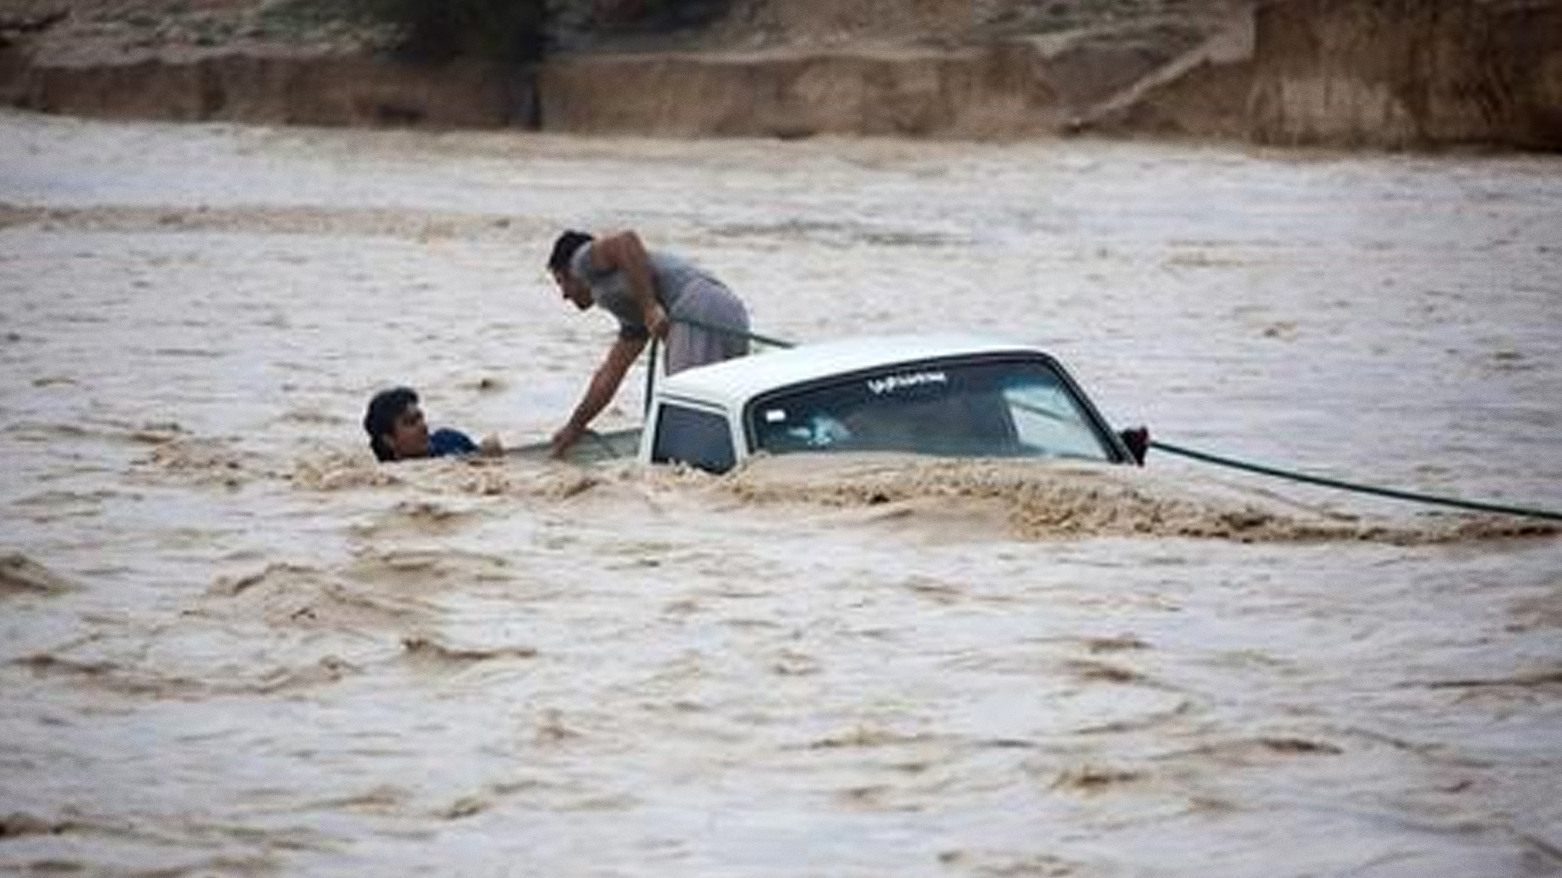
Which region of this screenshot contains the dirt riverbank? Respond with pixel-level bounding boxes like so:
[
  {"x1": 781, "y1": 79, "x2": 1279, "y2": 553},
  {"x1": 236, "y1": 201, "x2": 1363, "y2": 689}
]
[{"x1": 0, "y1": 0, "x2": 1558, "y2": 148}]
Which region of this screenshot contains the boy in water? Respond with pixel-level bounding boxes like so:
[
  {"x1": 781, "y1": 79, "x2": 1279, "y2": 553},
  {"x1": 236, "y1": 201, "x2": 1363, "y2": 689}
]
[{"x1": 363, "y1": 386, "x2": 496, "y2": 462}]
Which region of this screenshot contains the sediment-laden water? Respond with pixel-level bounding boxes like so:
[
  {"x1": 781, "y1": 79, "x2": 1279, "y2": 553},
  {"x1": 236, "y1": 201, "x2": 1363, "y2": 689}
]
[{"x1": 1, "y1": 111, "x2": 1559, "y2": 877}]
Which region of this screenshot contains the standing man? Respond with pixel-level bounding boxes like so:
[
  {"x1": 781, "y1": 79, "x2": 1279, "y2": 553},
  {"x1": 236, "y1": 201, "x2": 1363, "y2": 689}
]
[{"x1": 546, "y1": 229, "x2": 750, "y2": 458}]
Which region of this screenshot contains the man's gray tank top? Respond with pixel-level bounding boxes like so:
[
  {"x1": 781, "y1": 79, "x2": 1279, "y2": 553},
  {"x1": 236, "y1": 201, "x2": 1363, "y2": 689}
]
[{"x1": 569, "y1": 243, "x2": 721, "y2": 340}]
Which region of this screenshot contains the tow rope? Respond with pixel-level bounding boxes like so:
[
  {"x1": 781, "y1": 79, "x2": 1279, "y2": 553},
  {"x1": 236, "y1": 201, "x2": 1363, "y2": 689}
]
[
  {"x1": 653, "y1": 317, "x2": 1562, "y2": 522},
  {"x1": 1149, "y1": 439, "x2": 1562, "y2": 522}
]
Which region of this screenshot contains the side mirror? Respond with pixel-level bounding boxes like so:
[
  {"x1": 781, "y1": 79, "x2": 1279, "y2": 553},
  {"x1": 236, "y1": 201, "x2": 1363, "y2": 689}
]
[{"x1": 1118, "y1": 426, "x2": 1149, "y2": 466}]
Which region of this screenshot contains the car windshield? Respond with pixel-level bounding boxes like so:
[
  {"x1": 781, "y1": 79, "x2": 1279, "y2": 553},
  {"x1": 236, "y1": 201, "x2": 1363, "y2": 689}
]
[{"x1": 747, "y1": 355, "x2": 1117, "y2": 462}]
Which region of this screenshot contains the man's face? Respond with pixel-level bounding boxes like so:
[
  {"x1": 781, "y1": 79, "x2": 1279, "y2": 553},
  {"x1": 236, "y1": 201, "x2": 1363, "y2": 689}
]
[
  {"x1": 553, "y1": 269, "x2": 593, "y2": 311},
  {"x1": 385, "y1": 403, "x2": 430, "y2": 460}
]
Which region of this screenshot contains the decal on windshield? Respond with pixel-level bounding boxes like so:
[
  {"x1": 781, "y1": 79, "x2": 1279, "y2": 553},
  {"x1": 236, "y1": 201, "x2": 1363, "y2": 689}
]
[{"x1": 867, "y1": 371, "x2": 948, "y2": 396}]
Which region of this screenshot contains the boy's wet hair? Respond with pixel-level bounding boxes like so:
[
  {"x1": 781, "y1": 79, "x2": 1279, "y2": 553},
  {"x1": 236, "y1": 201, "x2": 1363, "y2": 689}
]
[
  {"x1": 364, "y1": 386, "x2": 418, "y2": 462},
  {"x1": 548, "y1": 230, "x2": 594, "y2": 274}
]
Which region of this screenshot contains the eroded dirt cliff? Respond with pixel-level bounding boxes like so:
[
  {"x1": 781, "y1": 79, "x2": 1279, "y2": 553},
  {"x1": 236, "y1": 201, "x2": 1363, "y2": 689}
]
[
  {"x1": 0, "y1": 0, "x2": 1557, "y2": 149},
  {"x1": 1249, "y1": 0, "x2": 1562, "y2": 149}
]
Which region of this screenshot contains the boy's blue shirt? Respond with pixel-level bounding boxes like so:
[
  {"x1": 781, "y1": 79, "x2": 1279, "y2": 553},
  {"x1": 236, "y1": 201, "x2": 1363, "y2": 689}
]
[{"x1": 428, "y1": 428, "x2": 477, "y2": 458}]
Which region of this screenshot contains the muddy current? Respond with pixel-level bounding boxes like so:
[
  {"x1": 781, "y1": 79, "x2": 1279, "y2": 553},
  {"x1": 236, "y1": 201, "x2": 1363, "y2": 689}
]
[{"x1": 1, "y1": 112, "x2": 1560, "y2": 877}]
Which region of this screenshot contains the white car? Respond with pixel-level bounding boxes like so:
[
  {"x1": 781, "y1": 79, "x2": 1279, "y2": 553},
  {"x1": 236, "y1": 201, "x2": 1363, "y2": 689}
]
[{"x1": 546, "y1": 334, "x2": 1143, "y2": 473}]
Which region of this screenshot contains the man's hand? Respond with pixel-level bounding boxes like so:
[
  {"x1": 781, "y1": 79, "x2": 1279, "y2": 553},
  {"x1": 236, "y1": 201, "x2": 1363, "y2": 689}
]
[
  {"x1": 550, "y1": 422, "x2": 586, "y2": 459},
  {"x1": 646, "y1": 303, "x2": 670, "y2": 340}
]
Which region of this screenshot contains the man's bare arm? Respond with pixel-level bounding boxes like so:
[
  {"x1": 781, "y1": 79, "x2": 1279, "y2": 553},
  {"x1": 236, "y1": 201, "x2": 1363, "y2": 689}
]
[
  {"x1": 590, "y1": 230, "x2": 669, "y2": 338},
  {"x1": 552, "y1": 334, "x2": 647, "y2": 457}
]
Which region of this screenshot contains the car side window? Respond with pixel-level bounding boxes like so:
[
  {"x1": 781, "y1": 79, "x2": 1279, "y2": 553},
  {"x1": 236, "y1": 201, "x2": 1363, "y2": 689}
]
[{"x1": 652, "y1": 404, "x2": 735, "y2": 473}]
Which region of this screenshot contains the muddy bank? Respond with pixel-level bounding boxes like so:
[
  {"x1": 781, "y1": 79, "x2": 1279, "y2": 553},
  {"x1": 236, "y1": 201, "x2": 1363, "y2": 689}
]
[
  {"x1": 0, "y1": 0, "x2": 1240, "y2": 137},
  {"x1": 5, "y1": 51, "x2": 520, "y2": 127},
  {"x1": 1249, "y1": 0, "x2": 1562, "y2": 150},
  {"x1": 538, "y1": 45, "x2": 1065, "y2": 139},
  {"x1": 0, "y1": 30, "x2": 1209, "y2": 137},
  {"x1": 537, "y1": 13, "x2": 1237, "y2": 139},
  {"x1": 2, "y1": 0, "x2": 1561, "y2": 148}
]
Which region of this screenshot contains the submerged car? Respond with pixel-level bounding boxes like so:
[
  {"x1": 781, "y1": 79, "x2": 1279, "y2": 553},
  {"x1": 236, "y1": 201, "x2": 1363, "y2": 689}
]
[{"x1": 545, "y1": 334, "x2": 1143, "y2": 473}]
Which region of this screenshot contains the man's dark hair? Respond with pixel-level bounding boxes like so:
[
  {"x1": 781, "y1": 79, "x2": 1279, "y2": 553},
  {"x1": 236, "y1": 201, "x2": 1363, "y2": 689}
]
[
  {"x1": 548, "y1": 230, "x2": 593, "y2": 274},
  {"x1": 364, "y1": 386, "x2": 419, "y2": 462}
]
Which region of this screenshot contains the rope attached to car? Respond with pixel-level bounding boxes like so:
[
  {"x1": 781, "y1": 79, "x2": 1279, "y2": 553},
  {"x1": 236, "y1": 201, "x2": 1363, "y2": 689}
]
[
  {"x1": 655, "y1": 316, "x2": 1562, "y2": 522},
  {"x1": 1149, "y1": 439, "x2": 1562, "y2": 522},
  {"x1": 672, "y1": 316, "x2": 798, "y2": 350}
]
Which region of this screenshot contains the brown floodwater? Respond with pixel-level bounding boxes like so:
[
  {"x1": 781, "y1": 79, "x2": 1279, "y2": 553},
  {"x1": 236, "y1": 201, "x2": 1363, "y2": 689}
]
[{"x1": 1, "y1": 111, "x2": 1559, "y2": 877}]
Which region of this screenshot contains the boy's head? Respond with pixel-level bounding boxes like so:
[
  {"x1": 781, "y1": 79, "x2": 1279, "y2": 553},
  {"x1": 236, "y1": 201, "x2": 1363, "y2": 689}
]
[{"x1": 364, "y1": 386, "x2": 429, "y2": 461}]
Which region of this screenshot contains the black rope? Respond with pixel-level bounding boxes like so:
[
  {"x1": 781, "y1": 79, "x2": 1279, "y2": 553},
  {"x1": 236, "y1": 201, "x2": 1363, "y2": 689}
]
[
  {"x1": 1150, "y1": 439, "x2": 1562, "y2": 522},
  {"x1": 671, "y1": 316, "x2": 796, "y2": 350},
  {"x1": 643, "y1": 336, "x2": 659, "y2": 417}
]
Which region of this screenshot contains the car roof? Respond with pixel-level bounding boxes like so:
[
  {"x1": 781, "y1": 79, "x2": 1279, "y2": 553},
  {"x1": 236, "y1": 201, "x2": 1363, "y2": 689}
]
[{"x1": 656, "y1": 333, "x2": 1050, "y2": 410}]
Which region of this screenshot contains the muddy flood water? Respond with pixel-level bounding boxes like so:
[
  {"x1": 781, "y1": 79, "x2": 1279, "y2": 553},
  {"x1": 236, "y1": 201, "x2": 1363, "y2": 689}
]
[{"x1": 1, "y1": 110, "x2": 1560, "y2": 877}]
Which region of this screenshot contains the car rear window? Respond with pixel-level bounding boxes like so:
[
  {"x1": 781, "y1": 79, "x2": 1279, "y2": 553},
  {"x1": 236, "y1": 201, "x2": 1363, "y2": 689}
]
[
  {"x1": 652, "y1": 403, "x2": 736, "y2": 473},
  {"x1": 748, "y1": 355, "x2": 1115, "y2": 462}
]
